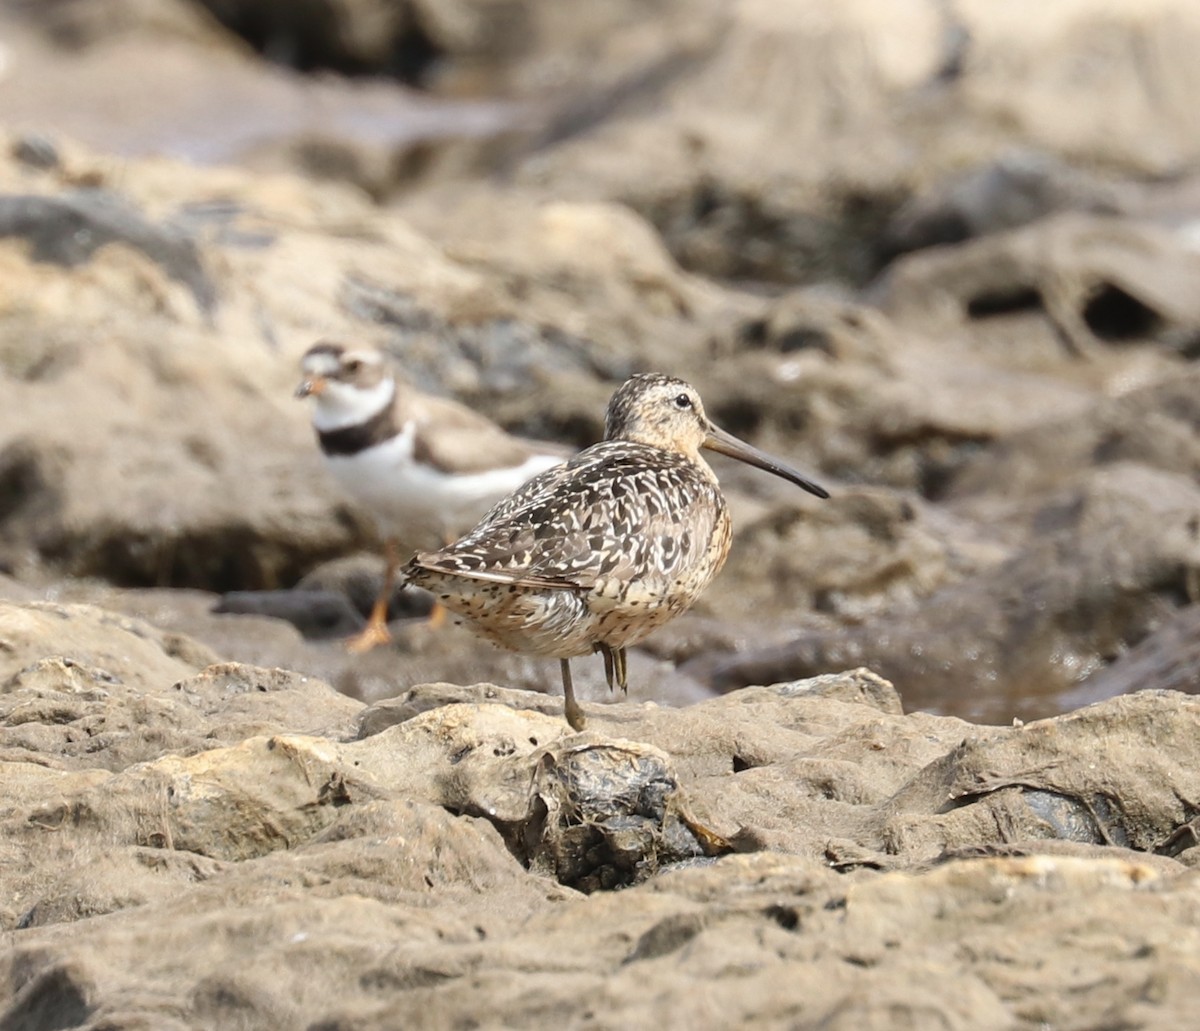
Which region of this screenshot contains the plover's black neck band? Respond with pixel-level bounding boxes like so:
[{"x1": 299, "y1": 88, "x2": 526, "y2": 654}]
[{"x1": 317, "y1": 403, "x2": 399, "y2": 456}]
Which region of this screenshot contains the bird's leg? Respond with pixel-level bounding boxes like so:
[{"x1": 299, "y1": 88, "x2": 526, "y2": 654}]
[
  {"x1": 596, "y1": 644, "x2": 616, "y2": 694},
  {"x1": 613, "y1": 647, "x2": 628, "y2": 696},
  {"x1": 346, "y1": 538, "x2": 399, "y2": 653},
  {"x1": 560, "y1": 658, "x2": 586, "y2": 731},
  {"x1": 591, "y1": 644, "x2": 628, "y2": 697}
]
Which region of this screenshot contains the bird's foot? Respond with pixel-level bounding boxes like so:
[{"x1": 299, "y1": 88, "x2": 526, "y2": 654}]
[
  {"x1": 560, "y1": 658, "x2": 586, "y2": 731},
  {"x1": 344, "y1": 619, "x2": 392, "y2": 653},
  {"x1": 564, "y1": 699, "x2": 587, "y2": 732}
]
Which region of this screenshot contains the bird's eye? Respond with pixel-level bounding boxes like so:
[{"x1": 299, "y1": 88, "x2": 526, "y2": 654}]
[
  {"x1": 673, "y1": 393, "x2": 693, "y2": 409},
  {"x1": 344, "y1": 359, "x2": 362, "y2": 374}
]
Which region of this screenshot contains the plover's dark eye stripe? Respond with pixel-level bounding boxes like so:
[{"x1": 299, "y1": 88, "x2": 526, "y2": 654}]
[
  {"x1": 304, "y1": 341, "x2": 345, "y2": 360},
  {"x1": 342, "y1": 351, "x2": 381, "y2": 373}
]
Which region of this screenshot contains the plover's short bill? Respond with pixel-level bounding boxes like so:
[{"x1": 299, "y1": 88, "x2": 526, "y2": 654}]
[{"x1": 296, "y1": 340, "x2": 566, "y2": 650}]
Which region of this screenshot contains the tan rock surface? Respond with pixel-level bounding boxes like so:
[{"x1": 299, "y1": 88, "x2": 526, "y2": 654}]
[{"x1": 3, "y1": 598, "x2": 1200, "y2": 1027}]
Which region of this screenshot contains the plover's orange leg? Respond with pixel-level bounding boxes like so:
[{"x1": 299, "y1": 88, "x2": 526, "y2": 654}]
[{"x1": 345, "y1": 538, "x2": 400, "y2": 653}]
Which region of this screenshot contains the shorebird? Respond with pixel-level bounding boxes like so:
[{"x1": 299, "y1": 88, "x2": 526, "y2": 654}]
[
  {"x1": 295, "y1": 340, "x2": 565, "y2": 651},
  {"x1": 405, "y1": 373, "x2": 829, "y2": 729}
]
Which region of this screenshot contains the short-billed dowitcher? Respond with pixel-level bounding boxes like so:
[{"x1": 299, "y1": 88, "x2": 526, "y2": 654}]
[
  {"x1": 404, "y1": 373, "x2": 829, "y2": 730},
  {"x1": 296, "y1": 341, "x2": 565, "y2": 651}
]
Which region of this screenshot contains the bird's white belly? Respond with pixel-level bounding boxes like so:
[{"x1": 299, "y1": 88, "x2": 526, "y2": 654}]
[{"x1": 325, "y1": 424, "x2": 559, "y2": 539}]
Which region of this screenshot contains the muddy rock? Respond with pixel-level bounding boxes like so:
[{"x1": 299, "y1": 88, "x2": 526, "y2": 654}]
[
  {"x1": 185, "y1": 0, "x2": 718, "y2": 100},
  {"x1": 944, "y1": 364, "x2": 1200, "y2": 504},
  {"x1": 3, "y1": 798, "x2": 569, "y2": 1026},
  {"x1": 0, "y1": 602, "x2": 361, "y2": 771},
  {"x1": 880, "y1": 212, "x2": 1200, "y2": 359},
  {"x1": 690, "y1": 464, "x2": 1200, "y2": 722},
  {"x1": 0, "y1": 3, "x2": 528, "y2": 177},
  {"x1": 476, "y1": 0, "x2": 1200, "y2": 289},
  {"x1": 879, "y1": 691, "x2": 1200, "y2": 860},
  {"x1": 877, "y1": 149, "x2": 1130, "y2": 262},
  {"x1": 1054, "y1": 603, "x2": 1200, "y2": 713},
  {"x1": 4, "y1": 599, "x2": 1200, "y2": 1028},
  {"x1": 0, "y1": 600, "x2": 212, "y2": 696}
]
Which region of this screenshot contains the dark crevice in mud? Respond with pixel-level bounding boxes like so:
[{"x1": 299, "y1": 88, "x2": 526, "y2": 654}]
[
  {"x1": 634, "y1": 179, "x2": 905, "y2": 288},
  {"x1": 0, "y1": 442, "x2": 58, "y2": 525},
  {"x1": 0, "y1": 962, "x2": 93, "y2": 1031},
  {"x1": 966, "y1": 285, "x2": 1043, "y2": 320},
  {"x1": 1082, "y1": 282, "x2": 1165, "y2": 342},
  {"x1": 1157, "y1": 810, "x2": 1200, "y2": 857},
  {"x1": 38, "y1": 527, "x2": 358, "y2": 594},
  {"x1": 763, "y1": 904, "x2": 801, "y2": 931},
  {"x1": 624, "y1": 913, "x2": 709, "y2": 963},
  {"x1": 938, "y1": 784, "x2": 1128, "y2": 847},
  {"x1": 190, "y1": 0, "x2": 444, "y2": 86},
  {"x1": 862, "y1": 426, "x2": 992, "y2": 501}
]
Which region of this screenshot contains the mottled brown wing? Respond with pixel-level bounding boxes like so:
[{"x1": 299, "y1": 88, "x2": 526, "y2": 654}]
[
  {"x1": 406, "y1": 555, "x2": 583, "y2": 592},
  {"x1": 475, "y1": 458, "x2": 582, "y2": 525},
  {"x1": 421, "y1": 441, "x2": 723, "y2": 590}
]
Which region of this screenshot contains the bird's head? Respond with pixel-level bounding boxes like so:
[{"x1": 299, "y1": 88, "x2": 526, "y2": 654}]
[{"x1": 604, "y1": 373, "x2": 828, "y2": 498}]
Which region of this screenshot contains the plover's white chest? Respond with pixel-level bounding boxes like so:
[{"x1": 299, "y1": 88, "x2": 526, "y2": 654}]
[{"x1": 325, "y1": 421, "x2": 560, "y2": 539}]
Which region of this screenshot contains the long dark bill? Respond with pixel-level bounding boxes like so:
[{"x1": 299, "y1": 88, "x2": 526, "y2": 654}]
[{"x1": 703, "y1": 422, "x2": 830, "y2": 499}]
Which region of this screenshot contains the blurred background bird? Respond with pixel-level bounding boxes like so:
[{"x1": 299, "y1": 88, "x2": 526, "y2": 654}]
[{"x1": 296, "y1": 340, "x2": 566, "y2": 651}]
